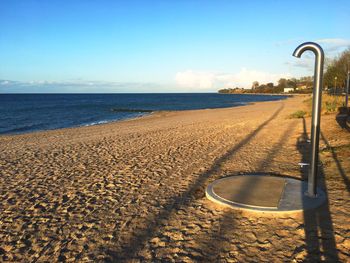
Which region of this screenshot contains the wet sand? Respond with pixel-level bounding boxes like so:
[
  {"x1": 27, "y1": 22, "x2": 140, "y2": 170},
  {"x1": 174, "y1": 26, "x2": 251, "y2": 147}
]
[{"x1": 0, "y1": 96, "x2": 349, "y2": 262}]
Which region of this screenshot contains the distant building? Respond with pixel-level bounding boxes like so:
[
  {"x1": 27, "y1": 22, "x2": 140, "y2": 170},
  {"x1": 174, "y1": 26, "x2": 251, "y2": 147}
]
[
  {"x1": 284, "y1": 87, "x2": 294, "y2": 93},
  {"x1": 296, "y1": 85, "x2": 307, "y2": 90},
  {"x1": 296, "y1": 82, "x2": 311, "y2": 90}
]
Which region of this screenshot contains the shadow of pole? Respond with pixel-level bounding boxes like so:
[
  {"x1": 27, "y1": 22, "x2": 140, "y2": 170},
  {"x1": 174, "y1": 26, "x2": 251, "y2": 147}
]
[
  {"x1": 298, "y1": 117, "x2": 339, "y2": 261},
  {"x1": 320, "y1": 131, "x2": 350, "y2": 193},
  {"x1": 335, "y1": 112, "x2": 350, "y2": 131},
  {"x1": 105, "y1": 103, "x2": 285, "y2": 261},
  {"x1": 194, "y1": 120, "x2": 298, "y2": 261}
]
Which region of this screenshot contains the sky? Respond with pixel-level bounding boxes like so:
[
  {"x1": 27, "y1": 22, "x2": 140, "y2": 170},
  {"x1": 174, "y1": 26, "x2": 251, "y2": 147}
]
[{"x1": 0, "y1": 0, "x2": 350, "y2": 93}]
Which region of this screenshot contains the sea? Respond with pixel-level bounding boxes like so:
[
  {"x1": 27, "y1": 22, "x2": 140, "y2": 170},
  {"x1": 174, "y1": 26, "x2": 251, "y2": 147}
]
[{"x1": 0, "y1": 93, "x2": 287, "y2": 135}]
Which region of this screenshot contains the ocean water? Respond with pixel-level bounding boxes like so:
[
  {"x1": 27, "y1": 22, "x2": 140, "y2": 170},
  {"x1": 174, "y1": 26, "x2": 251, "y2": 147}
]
[{"x1": 0, "y1": 93, "x2": 287, "y2": 135}]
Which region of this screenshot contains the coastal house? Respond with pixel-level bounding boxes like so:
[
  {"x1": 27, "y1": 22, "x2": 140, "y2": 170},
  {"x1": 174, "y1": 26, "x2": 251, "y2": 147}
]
[
  {"x1": 284, "y1": 87, "x2": 294, "y2": 93},
  {"x1": 296, "y1": 83, "x2": 308, "y2": 90},
  {"x1": 296, "y1": 81, "x2": 312, "y2": 91}
]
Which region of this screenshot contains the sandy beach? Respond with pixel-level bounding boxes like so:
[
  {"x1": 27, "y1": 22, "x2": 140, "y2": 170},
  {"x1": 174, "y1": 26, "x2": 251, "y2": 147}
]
[{"x1": 0, "y1": 96, "x2": 349, "y2": 262}]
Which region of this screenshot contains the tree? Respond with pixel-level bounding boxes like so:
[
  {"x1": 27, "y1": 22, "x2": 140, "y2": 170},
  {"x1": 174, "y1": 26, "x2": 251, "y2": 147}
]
[
  {"x1": 278, "y1": 78, "x2": 287, "y2": 89},
  {"x1": 287, "y1": 79, "x2": 297, "y2": 89},
  {"x1": 218, "y1": 76, "x2": 316, "y2": 94},
  {"x1": 252, "y1": 81, "x2": 259, "y2": 89},
  {"x1": 324, "y1": 48, "x2": 350, "y2": 89},
  {"x1": 266, "y1": 82, "x2": 274, "y2": 88}
]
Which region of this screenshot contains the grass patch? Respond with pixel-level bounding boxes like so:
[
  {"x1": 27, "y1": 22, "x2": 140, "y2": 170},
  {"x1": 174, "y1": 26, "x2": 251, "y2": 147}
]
[
  {"x1": 289, "y1": 110, "x2": 307, "y2": 119},
  {"x1": 288, "y1": 93, "x2": 345, "y2": 119},
  {"x1": 303, "y1": 93, "x2": 346, "y2": 115},
  {"x1": 320, "y1": 144, "x2": 350, "y2": 153}
]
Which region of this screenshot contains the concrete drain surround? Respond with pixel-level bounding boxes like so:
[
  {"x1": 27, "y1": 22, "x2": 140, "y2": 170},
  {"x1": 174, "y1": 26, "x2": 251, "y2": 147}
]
[{"x1": 206, "y1": 175, "x2": 326, "y2": 212}]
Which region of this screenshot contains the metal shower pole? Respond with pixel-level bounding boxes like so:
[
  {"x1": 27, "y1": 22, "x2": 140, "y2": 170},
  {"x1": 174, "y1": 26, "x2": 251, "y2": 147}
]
[{"x1": 293, "y1": 42, "x2": 325, "y2": 198}]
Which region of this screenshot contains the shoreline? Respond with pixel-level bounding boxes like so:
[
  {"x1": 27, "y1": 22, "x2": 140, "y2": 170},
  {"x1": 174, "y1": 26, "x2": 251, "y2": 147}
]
[
  {"x1": 218, "y1": 92, "x2": 308, "y2": 96},
  {"x1": 219, "y1": 92, "x2": 291, "y2": 96},
  {"x1": 0, "y1": 96, "x2": 289, "y2": 137}
]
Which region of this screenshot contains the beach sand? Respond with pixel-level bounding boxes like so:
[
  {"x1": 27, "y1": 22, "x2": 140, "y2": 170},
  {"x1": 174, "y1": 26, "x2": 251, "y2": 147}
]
[{"x1": 0, "y1": 96, "x2": 349, "y2": 262}]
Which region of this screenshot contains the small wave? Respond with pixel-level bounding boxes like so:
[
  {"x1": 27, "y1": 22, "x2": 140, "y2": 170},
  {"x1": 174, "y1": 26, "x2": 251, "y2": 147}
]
[
  {"x1": 233, "y1": 102, "x2": 248, "y2": 105},
  {"x1": 110, "y1": 108, "x2": 153, "y2": 113},
  {"x1": 83, "y1": 120, "x2": 109, "y2": 127}
]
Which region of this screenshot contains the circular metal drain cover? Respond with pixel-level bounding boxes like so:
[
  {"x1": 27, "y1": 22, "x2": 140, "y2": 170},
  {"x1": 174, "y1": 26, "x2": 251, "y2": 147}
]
[{"x1": 206, "y1": 175, "x2": 326, "y2": 213}]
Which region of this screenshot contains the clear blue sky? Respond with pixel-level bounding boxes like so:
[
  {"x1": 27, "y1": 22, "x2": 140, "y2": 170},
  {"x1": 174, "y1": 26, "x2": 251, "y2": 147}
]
[{"x1": 1, "y1": 0, "x2": 349, "y2": 92}]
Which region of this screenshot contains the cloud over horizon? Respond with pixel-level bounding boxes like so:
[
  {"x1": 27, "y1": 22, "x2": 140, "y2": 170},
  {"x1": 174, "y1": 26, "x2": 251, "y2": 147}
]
[
  {"x1": 283, "y1": 38, "x2": 350, "y2": 72},
  {"x1": 276, "y1": 38, "x2": 350, "y2": 52},
  {"x1": 316, "y1": 38, "x2": 350, "y2": 52},
  {"x1": 0, "y1": 80, "x2": 162, "y2": 93},
  {"x1": 175, "y1": 68, "x2": 290, "y2": 90}
]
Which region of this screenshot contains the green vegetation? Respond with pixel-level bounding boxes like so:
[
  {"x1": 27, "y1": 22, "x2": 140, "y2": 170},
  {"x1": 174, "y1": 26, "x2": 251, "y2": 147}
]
[
  {"x1": 289, "y1": 110, "x2": 307, "y2": 119},
  {"x1": 320, "y1": 144, "x2": 350, "y2": 153},
  {"x1": 289, "y1": 92, "x2": 346, "y2": 119},
  {"x1": 218, "y1": 76, "x2": 313, "y2": 94},
  {"x1": 218, "y1": 48, "x2": 350, "y2": 95},
  {"x1": 321, "y1": 94, "x2": 345, "y2": 114},
  {"x1": 324, "y1": 48, "x2": 350, "y2": 91},
  {"x1": 301, "y1": 94, "x2": 346, "y2": 116}
]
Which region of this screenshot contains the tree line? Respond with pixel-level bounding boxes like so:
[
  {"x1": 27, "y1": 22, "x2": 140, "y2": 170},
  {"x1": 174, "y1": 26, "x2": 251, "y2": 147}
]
[
  {"x1": 218, "y1": 76, "x2": 313, "y2": 94},
  {"x1": 324, "y1": 48, "x2": 350, "y2": 90},
  {"x1": 219, "y1": 48, "x2": 350, "y2": 94}
]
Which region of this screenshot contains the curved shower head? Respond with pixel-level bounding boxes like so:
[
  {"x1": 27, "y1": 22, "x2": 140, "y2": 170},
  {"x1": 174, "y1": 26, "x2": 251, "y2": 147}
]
[{"x1": 293, "y1": 42, "x2": 324, "y2": 58}]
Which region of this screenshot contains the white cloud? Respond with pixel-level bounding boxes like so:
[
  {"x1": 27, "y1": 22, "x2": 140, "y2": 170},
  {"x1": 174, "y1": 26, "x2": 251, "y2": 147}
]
[
  {"x1": 0, "y1": 80, "x2": 10, "y2": 85},
  {"x1": 175, "y1": 68, "x2": 290, "y2": 89},
  {"x1": 275, "y1": 38, "x2": 350, "y2": 52},
  {"x1": 316, "y1": 38, "x2": 350, "y2": 52},
  {"x1": 284, "y1": 38, "x2": 350, "y2": 72},
  {"x1": 0, "y1": 79, "x2": 162, "y2": 93},
  {"x1": 175, "y1": 70, "x2": 216, "y2": 89},
  {"x1": 285, "y1": 59, "x2": 314, "y2": 71}
]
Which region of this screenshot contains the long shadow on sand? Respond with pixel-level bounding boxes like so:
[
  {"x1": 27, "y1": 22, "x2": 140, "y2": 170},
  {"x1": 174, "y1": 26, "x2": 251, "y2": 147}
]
[
  {"x1": 335, "y1": 112, "x2": 350, "y2": 131},
  {"x1": 193, "y1": 120, "x2": 298, "y2": 260},
  {"x1": 198, "y1": 117, "x2": 340, "y2": 261},
  {"x1": 297, "y1": 117, "x2": 338, "y2": 261},
  {"x1": 320, "y1": 131, "x2": 350, "y2": 193},
  {"x1": 105, "y1": 103, "x2": 285, "y2": 261}
]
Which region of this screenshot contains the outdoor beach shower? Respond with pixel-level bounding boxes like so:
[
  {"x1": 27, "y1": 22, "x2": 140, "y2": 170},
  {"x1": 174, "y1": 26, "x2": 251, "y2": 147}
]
[
  {"x1": 206, "y1": 42, "x2": 326, "y2": 212},
  {"x1": 293, "y1": 42, "x2": 324, "y2": 198}
]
